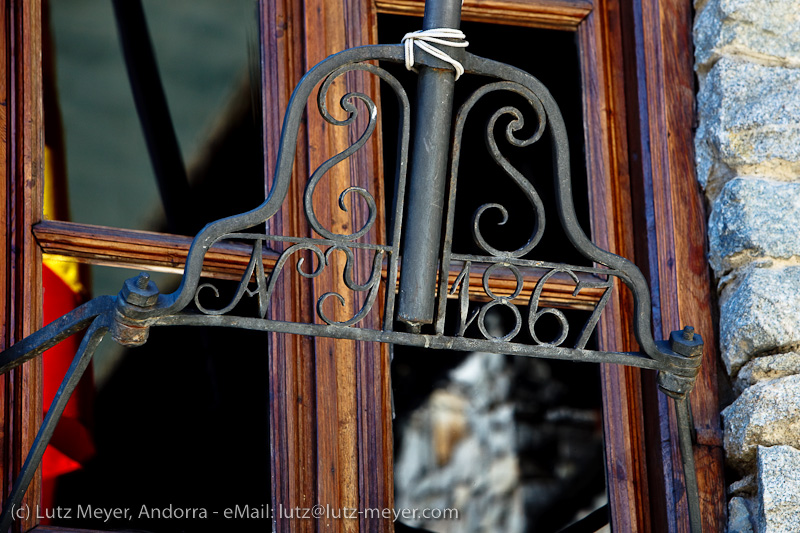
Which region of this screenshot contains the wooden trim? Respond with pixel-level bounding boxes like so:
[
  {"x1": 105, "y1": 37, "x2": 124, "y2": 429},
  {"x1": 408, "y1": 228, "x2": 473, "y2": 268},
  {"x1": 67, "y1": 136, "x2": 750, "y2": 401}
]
[
  {"x1": 260, "y1": 1, "x2": 317, "y2": 532},
  {"x1": 260, "y1": 0, "x2": 396, "y2": 530},
  {"x1": 34, "y1": 220, "x2": 606, "y2": 310},
  {"x1": 623, "y1": 0, "x2": 726, "y2": 529},
  {"x1": 578, "y1": 1, "x2": 653, "y2": 529},
  {"x1": 34, "y1": 221, "x2": 263, "y2": 278},
  {"x1": 302, "y1": 2, "x2": 393, "y2": 528},
  {"x1": 375, "y1": 0, "x2": 591, "y2": 30},
  {"x1": 1, "y1": 1, "x2": 44, "y2": 531},
  {"x1": 578, "y1": 0, "x2": 727, "y2": 528}
]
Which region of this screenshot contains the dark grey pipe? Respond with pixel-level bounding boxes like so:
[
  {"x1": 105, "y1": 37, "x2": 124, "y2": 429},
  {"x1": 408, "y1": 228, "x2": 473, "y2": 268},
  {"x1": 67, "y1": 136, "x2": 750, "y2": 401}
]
[{"x1": 397, "y1": 0, "x2": 464, "y2": 327}]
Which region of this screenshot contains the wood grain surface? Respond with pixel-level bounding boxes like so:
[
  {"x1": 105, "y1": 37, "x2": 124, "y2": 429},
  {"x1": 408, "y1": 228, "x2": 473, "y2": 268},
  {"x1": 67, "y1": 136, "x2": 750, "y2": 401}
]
[
  {"x1": 376, "y1": 0, "x2": 591, "y2": 30},
  {"x1": 578, "y1": 1, "x2": 654, "y2": 529},
  {"x1": 260, "y1": 0, "x2": 394, "y2": 530},
  {"x1": 34, "y1": 220, "x2": 606, "y2": 311},
  {"x1": 622, "y1": 0, "x2": 726, "y2": 529},
  {"x1": 0, "y1": 1, "x2": 44, "y2": 532}
]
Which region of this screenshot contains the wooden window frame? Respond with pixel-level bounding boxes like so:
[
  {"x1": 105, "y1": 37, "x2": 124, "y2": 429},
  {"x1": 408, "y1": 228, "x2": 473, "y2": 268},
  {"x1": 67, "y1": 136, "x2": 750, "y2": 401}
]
[
  {"x1": 2, "y1": 1, "x2": 44, "y2": 532},
  {"x1": 1, "y1": 0, "x2": 724, "y2": 531}
]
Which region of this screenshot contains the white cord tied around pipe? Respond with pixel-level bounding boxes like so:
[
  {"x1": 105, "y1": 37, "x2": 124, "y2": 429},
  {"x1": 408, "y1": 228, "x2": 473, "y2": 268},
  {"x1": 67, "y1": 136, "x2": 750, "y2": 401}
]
[{"x1": 401, "y1": 28, "x2": 469, "y2": 80}]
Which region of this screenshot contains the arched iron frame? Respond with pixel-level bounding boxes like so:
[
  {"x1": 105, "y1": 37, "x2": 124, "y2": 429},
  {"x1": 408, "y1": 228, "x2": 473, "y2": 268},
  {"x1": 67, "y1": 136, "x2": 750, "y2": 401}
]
[{"x1": 0, "y1": 30, "x2": 704, "y2": 533}]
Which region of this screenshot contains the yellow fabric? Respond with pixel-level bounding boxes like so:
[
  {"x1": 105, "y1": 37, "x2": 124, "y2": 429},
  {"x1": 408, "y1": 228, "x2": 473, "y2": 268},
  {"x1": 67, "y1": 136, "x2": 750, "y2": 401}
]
[
  {"x1": 43, "y1": 146, "x2": 86, "y2": 295},
  {"x1": 43, "y1": 146, "x2": 58, "y2": 221}
]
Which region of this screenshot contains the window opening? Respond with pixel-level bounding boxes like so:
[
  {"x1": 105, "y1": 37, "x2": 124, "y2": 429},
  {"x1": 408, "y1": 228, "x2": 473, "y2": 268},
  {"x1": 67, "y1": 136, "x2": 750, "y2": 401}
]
[
  {"x1": 0, "y1": 1, "x2": 707, "y2": 531},
  {"x1": 43, "y1": 267, "x2": 273, "y2": 532},
  {"x1": 379, "y1": 15, "x2": 608, "y2": 532},
  {"x1": 48, "y1": 0, "x2": 261, "y2": 236},
  {"x1": 41, "y1": 2, "x2": 272, "y2": 529}
]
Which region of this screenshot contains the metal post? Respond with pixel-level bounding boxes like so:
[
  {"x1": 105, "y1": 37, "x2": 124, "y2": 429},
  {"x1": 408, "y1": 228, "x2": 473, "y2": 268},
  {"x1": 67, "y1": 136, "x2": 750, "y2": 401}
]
[
  {"x1": 675, "y1": 397, "x2": 702, "y2": 533},
  {"x1": 397, "y1": 0, "x2": 464, "y2": 328}
]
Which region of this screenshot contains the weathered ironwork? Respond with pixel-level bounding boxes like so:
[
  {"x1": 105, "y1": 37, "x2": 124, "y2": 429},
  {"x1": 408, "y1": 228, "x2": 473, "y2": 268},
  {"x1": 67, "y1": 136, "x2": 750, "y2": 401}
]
[
  {"x1": 397, "y1": 0, "x2": 464, "y2": 327},
  {"x1": 0, "y1": 1, "x2": 705, "y2": 531}
]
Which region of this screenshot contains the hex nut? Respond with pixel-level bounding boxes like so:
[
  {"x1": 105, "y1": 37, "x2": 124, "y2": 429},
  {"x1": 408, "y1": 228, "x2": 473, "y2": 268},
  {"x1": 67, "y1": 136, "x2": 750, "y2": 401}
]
[
  {"x1": 120, "y1": 274, "x2": 159, "y2": 307},
  {"x1": 670, "y1": 328, "x2": 704, "y2": 358}
]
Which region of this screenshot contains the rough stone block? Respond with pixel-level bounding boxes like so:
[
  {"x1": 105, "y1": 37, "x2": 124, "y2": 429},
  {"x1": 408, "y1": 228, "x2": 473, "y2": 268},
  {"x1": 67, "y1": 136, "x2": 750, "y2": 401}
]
[
  {"x1": 695, "y1": 0, "x2": 800, "y2": 72},
  {"x1": 722, "y1": 376, "x2": 800, "y2": 471},
  {"x1": 729, "y1": 496, "x2": 755, "y2": 533},
  {"x1": 709, "y1": 178, "x2": 800, "y2": 274},
  {"x1": 735, "y1": 353, "x2": 800, "y2": 395},
  {"x1": 695, "y1": 58, "x2": 800, "y2": 197},
  {"x1": 729, "y1": 474, "x2": 757, "y2": 497},
  {"x1": 719, "y1": 265, "x2": 800, "y2": 376},
  {"x1": 757, "y1": 445, "x2": 800, "y2": 532}
]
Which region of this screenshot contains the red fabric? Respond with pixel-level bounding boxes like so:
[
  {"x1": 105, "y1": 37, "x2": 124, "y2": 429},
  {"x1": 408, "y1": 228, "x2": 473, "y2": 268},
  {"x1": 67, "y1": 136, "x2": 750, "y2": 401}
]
[{"x1": 41, "y1": 264, "x2": 96, "y2": 518}]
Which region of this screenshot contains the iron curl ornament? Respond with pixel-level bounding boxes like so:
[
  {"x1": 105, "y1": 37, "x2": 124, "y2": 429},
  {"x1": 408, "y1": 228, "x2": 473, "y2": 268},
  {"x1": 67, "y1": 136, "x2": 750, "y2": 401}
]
[{"x1": 0, "y1": 1, "x2": 705, "y2": 531}]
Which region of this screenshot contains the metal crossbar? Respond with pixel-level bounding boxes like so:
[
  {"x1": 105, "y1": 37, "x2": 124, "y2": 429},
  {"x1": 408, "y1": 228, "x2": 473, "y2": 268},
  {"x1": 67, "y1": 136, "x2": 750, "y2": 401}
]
[{"x1": 0, "y1": 0, "x2": 704, "y2": 530}]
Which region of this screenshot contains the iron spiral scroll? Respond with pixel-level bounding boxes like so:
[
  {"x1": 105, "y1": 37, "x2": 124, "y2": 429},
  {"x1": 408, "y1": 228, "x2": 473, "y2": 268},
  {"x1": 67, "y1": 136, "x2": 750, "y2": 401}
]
[{"x1": 0, "y1": 43, "x2": 704, "y2": 532}]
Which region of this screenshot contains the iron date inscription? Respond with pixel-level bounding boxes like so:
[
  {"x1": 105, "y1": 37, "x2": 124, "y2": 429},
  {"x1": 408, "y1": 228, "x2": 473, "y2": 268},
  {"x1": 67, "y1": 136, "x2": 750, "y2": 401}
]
[{"x1": 446, "y1": 258, "x2": 614, "y2": 349}]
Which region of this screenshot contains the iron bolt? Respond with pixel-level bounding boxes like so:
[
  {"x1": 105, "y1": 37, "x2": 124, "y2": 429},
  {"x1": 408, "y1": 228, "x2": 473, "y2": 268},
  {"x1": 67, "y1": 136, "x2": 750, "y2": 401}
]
[
  {"x1": 120, "y1": 272, "x2": 159, "y2": 307},
  {"x1": 669, "y1": 326, "x2": 703, "y2": 358},
  {"x1": 136, "y1": 272, "x2": 150, "y2": 290}
]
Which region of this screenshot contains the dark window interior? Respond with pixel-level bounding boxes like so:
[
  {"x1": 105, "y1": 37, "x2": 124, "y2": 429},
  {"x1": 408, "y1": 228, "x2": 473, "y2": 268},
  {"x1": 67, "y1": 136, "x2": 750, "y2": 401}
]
[
  {"x1": 379, "y1": 15, "x2": 608, "y2": 533},
  {"x1": 45, "y1": 2, "x2": 272, "y2": 530},
  {"x1": 43, "y1": 4, "x2": 606, "y2": 532}
]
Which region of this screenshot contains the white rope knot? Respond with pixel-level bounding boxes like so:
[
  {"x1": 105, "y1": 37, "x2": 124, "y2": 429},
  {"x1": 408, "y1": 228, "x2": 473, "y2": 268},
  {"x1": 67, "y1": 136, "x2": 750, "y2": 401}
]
[{"x1": 401, "y1": 28, "x2": 469, "y2": 80}]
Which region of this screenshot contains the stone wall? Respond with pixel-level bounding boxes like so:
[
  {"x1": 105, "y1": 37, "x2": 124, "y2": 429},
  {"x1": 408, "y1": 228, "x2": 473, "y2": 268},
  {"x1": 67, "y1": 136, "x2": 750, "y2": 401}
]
[
  {"x1": 393, "y1": 352, "x2": 607, "y2": 532},
  {"x1": 694, "y1": 1, "x2": 800, "y2": 531}
]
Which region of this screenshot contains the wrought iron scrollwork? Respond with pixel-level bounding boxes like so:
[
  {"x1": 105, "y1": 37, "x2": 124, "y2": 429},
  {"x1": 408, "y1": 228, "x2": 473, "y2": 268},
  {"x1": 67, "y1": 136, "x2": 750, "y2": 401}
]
[
  {"x1": 463, "y1": 82, "x2": 547, "y2": 258},
  {"x1": 0, "y1": 40, "x2": 704, "y2": 533},
  {"x1": 305, "y1": 65, "x2": 381, "y2": 241},
  {"x1": 190, "y1": 236, "x2": 386, "y2": 328},
  {"x1": 434, "y1": 79, "x2": 620, "y2": 354},
  {"x1": 316, "y1": 247, "x2": 384, "y2": 326},
  {"x1": 193, "y1": 239, "x2": 326, "y2": 318}
]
